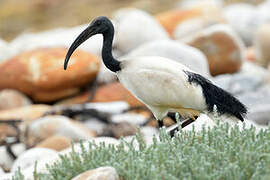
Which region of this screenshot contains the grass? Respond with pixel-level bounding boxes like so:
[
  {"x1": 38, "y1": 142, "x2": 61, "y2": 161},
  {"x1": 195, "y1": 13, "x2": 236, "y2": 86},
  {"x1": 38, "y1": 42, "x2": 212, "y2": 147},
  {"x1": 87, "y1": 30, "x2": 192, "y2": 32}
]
[{"x1": 12, "y1": 121, "x2": 270, "y2": 180}]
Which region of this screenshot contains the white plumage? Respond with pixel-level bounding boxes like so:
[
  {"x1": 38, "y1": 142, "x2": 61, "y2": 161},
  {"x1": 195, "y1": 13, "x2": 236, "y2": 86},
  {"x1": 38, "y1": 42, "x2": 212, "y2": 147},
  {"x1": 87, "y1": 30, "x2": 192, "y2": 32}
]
[
  {"x1": 118, "y1": 56, "x2": 206, "y2": 120},
  {"x1": 64, "y1": 16, "x2": 247, "y2": 135}
]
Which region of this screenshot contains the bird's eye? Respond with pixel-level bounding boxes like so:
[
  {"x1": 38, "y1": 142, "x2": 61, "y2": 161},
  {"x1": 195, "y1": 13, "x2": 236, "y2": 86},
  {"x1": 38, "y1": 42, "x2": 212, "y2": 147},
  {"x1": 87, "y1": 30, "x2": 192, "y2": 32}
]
[{"x1": 96, "y1": 21, "x2": 101, "y2": 26}]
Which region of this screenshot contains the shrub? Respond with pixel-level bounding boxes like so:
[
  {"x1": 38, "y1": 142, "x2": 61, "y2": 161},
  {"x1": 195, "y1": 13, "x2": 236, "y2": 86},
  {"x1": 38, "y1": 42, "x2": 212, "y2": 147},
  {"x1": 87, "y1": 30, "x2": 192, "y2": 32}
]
[{"x1": 13, "y1": 123, "x2": 270, "y2": 180}]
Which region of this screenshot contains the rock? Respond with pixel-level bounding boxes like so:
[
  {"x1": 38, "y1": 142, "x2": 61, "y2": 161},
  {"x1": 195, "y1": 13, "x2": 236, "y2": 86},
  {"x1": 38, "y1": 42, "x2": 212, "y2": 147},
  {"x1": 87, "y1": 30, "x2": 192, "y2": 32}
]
[
  {"x1": 173, "y1": 18, "x2": 212, "y2": 41},
  {"x1": 254, "y1": 24, "x2": 270, "y2": 67},
  {"x1": 223, "y1": 3, "x2": 263, "y2": 46},
  {"x1": 71, "y1": 166, "x2": 119, "y2": 180},
  {"x1": 178, "y1": 0, "x2": 223, "y2": 9},
  {"x1": 29, "y1": 115, "x2": 94, "y2": 142},
  {"x1": 83, "y1": 101, "x2": 129, "y2": 114},
  {"x1": 53, "y1": 102, "x2": 129, "y2": 119},
  {"x1": 241, "y1": 61, "x2": 269, "y2": 79},
  {"x1": 111, "y1": 113, "x2": 147, "y2": 125},
  {"x1": 93, "y1": 83, "x2": 144, "y2": 107},
  {"x1": 247, "y1": 104, "x2": 270, "y2": 125},
  {"x1": 0, "y1": 48, "x2": 100, "y2": 102},
  {"x1": 0, "y1": 39, "x2": 12, "y2": 62},
  {"x1": 237, "y1": 85, "x2": 270, "y2": 109},
  {"x1": 185, "y1": 24, "x2": 245, "y2": 76},
  {"x1": 9, "y1": 25, "x2": 105, "y2": 57},
  {"x1": 0, "y1": 173, "x2": 13, "y2": 180},
  {"x1": 102, "y1": 122, "x2": 138, "y2": 138},
  {"x1": 156, "y1": 3, "x2": 224, "y2": 37},
  {"x1": 0, "y1": 104, "x2": 51, "y2": 124},
  {"x1": 0, "y1": 144, "x2": 26, "y2": 169},
  {"x1": 113, "y1": 8, "x2": 169, "y2": 54},
  {"x1": 212, "y1": 62, "x2": 269, "y2": 96},
  {"x1": 57, "y1": 83, "x2": 143, "y2": 107},
  {"x1": 257, "y1": 1, "x2": 270, "y2": 24},
  {"x1": 84, "y1": 119, "x2": 107, "y2": 135},
  {"x1": 35, "y1": 135, "x2": 71, "y2": 151},
  {"x1": 22, "y1": 153, "x2": 60, "y2": 180},
  {"x1": 167, "y1": 114, "x2": 216, "y2": 133},
  {"x1": 213, "y1": 73, "x2": 264, "y2": 95},
  {"x1": 0, "y1": 89, "x2": 32, "y2": 110},
  {"x1": 124, "y1": 40, "x2": 210, "y2": 77},
  {"x1": 11, "y1": 148, "x2": 57, "y2": 173},
  {"x1": 0, "y1": 124, "x2": 17, "y2": 140},
  {"x1": 245, "y1": 47, "x2": 255, "y2": 62},
  {"x1": 141, "y1": 126, "x2": 159, "y2": 146},
  {"x1": 0, "y1": 166, "x2": 4, "y2": 175}
]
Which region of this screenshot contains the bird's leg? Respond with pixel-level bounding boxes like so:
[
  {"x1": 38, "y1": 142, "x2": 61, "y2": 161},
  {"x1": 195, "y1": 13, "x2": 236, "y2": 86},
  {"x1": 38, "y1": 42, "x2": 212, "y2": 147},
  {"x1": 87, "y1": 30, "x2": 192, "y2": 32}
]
[
  {"x1": 158, "y1": 120, "x2": 164, "y2": 128},
  {"x1": 168, "y1": 116, "x2": 199, "y2": 137},
  {"x1": 167, "y1": 112, "x2": 184, "y2": 123}
]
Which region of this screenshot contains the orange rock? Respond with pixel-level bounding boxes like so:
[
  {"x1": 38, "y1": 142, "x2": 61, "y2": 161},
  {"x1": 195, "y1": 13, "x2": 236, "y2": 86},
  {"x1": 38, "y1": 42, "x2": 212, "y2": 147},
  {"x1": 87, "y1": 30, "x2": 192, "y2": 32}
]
[
  {"x1": 57, "y1": 82, "x2": 144, "y2": 107},
  {"x1": 35, "y1": 135, "x2": 71, "y2": 151},
  {"x1": 0, "y1": 48, "x2": 100, "y2": 102},
  {"x1": 0, "y1": 104, "x2": 51, "y2": 124},
  {"x1": 156, "y1": 9, "x2": 202, "y2": 36},
  {"x1": 186, "y1": 25, "x2": 244, "y2": 76},
  {"x1": 93, "y1": 83, "x2": 144, "y2": 107},
  {"x1": 156, "y1": 4, "x2": 224, "y2": 36}
]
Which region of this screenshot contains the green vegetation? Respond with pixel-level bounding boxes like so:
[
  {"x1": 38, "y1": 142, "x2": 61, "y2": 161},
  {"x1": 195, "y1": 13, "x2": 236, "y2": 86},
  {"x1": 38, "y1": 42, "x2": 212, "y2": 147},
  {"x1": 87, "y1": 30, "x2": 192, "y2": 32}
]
[{"x1": 13, "y1": 123, "x2": 270, "y2": 180}]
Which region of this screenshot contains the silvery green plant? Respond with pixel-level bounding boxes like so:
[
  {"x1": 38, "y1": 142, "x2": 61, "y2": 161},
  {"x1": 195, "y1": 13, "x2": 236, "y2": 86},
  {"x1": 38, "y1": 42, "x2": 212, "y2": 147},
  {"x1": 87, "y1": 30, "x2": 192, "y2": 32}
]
[{"x1": 13, "y1": 122, "x2": 270, "y2": 180}]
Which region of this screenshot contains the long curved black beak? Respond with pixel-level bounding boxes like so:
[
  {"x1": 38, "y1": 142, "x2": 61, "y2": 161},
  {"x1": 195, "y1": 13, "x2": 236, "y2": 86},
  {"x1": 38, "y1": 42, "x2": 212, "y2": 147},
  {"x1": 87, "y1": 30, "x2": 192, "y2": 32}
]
[{"x1": 64, "y1": 25, "x2": 94, "y2": 70}]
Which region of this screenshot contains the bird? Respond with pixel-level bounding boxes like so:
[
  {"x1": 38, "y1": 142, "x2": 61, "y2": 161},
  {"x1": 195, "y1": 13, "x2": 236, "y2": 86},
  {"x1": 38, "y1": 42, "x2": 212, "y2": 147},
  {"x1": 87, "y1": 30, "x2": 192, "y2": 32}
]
[{"x1": 64, "y1": 16, "x2": 247, "y2": 137}]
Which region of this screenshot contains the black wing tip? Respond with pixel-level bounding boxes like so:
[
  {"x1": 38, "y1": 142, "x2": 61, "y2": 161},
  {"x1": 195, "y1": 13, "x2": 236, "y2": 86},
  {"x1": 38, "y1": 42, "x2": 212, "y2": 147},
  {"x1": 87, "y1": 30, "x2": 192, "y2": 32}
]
[{"x1": 183, "y1": 70, "x2": 248, "y2": 122}]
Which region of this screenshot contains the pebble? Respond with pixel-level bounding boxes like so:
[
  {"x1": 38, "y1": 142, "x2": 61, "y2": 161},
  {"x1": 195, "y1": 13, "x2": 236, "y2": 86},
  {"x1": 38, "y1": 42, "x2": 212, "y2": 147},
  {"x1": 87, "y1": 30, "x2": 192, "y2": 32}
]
[
  {"x1": 71, "y1": 166, "x2": 119, "y2": 180},
  {"x1": 84, "y1": 118, "x2": 107, "y2": 135},
  {"x1": 223, "y1": 3, "x2": 262, "y2": 46},
  {"x1": 0, "y1": 48, "x2": 99, "y2": 102},
  {"x1": 11, "y1": 148, "x2": 57, "y2": 173},
  {"x1": 254, "y1": 24, "x2": 270, "y2": 67},
  {"x1": 9, "y1": 25, "x2": 104, "y2": 57},
  {"x1": 0, "y1": 104, "x2": 51, "y2": 124},
  {"x1": 35, "y1": 135, "x2": 71, "y2": 151},
  {"x1": 0, "y1": 89, "x2": 32, "y2": 110},
  {"x1": 247, "y1": 104, "x2": 270, "y2": 125},
  {"x1": 101, "y1": 122, "x2": 138, "y2": 138},
  {"x1": 185, "y1": 24, "x2": 245, "y2": 76},
  {"x1": 0, "y1": 144, "x2": 26, "y2": 169},
  {"x1": 113, "y1": 8, "x2": 169, "y2": 54},
  {"x1": 111, "y1": 113, "x2": 147, "y2": 125},
  {"x1": 124, "y1": 40, "x2": 210, "y2": 77},
  {"x1": 29, "y1": 115, "x2": 94, "y2": 142}
]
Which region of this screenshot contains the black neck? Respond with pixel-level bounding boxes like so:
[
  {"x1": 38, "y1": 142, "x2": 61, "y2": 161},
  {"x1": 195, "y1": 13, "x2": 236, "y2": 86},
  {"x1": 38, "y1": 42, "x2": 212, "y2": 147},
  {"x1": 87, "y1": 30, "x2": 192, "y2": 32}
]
[{"x1": 102, "y1": 27, "x2": 121, "y2": 73}]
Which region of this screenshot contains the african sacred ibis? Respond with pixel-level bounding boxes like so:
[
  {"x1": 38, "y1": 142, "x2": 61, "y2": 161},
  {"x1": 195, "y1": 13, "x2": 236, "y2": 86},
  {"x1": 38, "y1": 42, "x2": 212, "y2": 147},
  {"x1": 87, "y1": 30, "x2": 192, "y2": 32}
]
[{"x1": 64, "y1": 16, "x2": 247, "y2": 136}]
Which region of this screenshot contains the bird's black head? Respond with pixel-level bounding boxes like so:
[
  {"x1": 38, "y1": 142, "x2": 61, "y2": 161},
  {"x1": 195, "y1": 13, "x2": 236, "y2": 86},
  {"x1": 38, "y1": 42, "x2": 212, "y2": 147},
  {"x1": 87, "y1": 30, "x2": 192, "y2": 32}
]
[{"x1": 64, "y1": 16, "x2": 113, "y2": 70}]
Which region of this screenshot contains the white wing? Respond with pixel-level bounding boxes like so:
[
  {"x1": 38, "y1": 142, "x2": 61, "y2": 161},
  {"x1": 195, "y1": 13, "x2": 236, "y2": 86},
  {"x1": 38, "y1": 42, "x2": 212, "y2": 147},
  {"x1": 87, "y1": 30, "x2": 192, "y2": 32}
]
[{"x1": 117, "y1": 56, "x2": 207, "y2": 112}]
